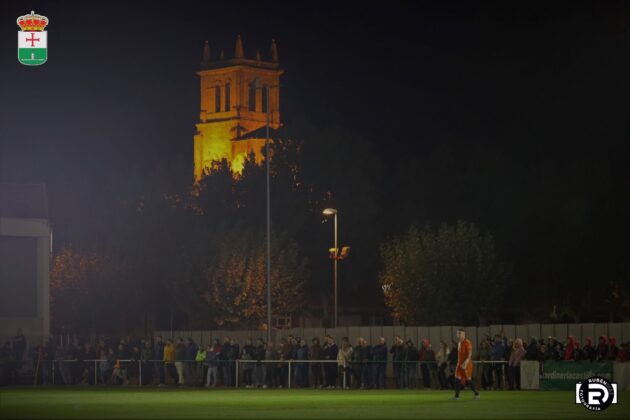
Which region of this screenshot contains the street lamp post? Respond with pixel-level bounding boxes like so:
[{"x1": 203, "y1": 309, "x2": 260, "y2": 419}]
[{"x1": 323, "y1": 208, "x2": 338, "y2": 328}]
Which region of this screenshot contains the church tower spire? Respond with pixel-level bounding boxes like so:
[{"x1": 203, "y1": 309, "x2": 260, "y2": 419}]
[
  {"x1": 234, "y1": 35, "x2": 244, "y2": 59},
  {"x1": 202, "y1": 40, "x2": 210, "y2": 64},
  {"x1": 194, "y1": 36, "x2": 283, "y2": 180},
  {"x1": 270, "y1": 39, "x2": 279, "y2": 62}
]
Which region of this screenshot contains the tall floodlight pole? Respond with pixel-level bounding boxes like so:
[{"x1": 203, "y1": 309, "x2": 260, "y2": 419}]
[
  {"x1": 254, "y1": 78, "x2": 272, "y2": 343},
  {"x1": 265, "y1": 84, "x2": 271, "y2": 344},
  {"x1": 323, "y1": 208, "x2": 338, "y2": 328}
]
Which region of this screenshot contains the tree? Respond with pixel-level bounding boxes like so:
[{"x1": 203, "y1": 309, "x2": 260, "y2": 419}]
[
  {"x1": 177, "y1": 227, "x2": 307, "y2": 329},
  {"x1": 50, "y1": 246, "x2": 128, "y2": 334},
  {"x1": 379, "y1": 221, "x2": 507, "y2": 325}
]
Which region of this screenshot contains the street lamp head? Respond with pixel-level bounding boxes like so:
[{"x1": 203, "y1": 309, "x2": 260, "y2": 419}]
[{"x1": 322, "y1": 208, "x2": 337, "y2": 215}]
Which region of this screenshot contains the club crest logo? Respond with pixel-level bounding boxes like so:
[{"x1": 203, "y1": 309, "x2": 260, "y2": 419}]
[{"x1": 17, "y1": 11, "x2": 48, "y2": 66}]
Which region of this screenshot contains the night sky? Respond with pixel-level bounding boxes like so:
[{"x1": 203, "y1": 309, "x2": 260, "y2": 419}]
[{"x1": 1, "y1": 1, "x2": 629, "y2": 320}]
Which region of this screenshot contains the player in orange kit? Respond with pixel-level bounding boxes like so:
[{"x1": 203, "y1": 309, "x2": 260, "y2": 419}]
[{"x1": 454, "y1": 328, "x2": 480, "y2": 400}]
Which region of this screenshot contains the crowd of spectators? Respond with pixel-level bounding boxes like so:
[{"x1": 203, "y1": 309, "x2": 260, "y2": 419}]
[
  {"x1": 1, "y1": 328, "x2": 628, "y2": 388},
  {"x1": 476, "y1": 333, "x2": 628, "y2": 391}
]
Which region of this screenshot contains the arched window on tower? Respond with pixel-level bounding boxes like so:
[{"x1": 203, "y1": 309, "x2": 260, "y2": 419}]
[
  {"x1": 215, "y1": 85, "x2": 221, "y2": 113},
  {"x1": 248, "y1": 81, "x2": 256, "y2": 112},
  {"x1": 261, "y1": 85, "x2": 268, "y2": 113},
  {"x1": 224, "y1": 83, "x2": 231, "y2": 112}
]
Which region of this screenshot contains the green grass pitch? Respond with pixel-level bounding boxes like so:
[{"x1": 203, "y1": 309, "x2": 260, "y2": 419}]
[{"x1": 0, "y1": 388, "x2": 628, "y2": 419}]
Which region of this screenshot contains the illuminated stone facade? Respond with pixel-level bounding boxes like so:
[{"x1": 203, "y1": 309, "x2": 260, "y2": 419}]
[{"x1": 193, "y1": 36, "x2": 283, "y2": 180}]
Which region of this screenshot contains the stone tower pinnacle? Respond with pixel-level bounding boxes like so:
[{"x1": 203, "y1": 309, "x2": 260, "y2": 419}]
[
  {"x1": 234, "y1": 35, "x2": 244, "y2": 59},
  {"x1": 202, "y1": 40, "x2": 210, "y2": 63},
  {"x1": 270, "y1": 39, "x2": 279, "y2": 62}
]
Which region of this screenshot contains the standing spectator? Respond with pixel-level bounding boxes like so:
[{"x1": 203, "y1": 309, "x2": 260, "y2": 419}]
[
  {"x1": 525, "y1": 338, "x2": 539, "y2": 361},
  {"x1": 241, "y1": 339, "x2": 254, "y2": 388},
  {"x1": 447, "y1": 340, "x2": 459, "y2": 389},
  {"x1": 371, "y1": 337, "x2": 387, "y2": 389},
  {"x1": 358, "y1": 337, "x2": 373, "y2": 388},
  {"x1": 231, "y1": 339, "x2": 240, "y2": 386},
  {"x1": 81, "y1": 343, "x2": 96, "y2": 384},
  {"x1": 57, "y1": 343, "x2": 72, "y2": 385},
  {"x1": 390, "y1": 336, "x2": 405, "y2": 389},
  {"x1": 436, "y1": 340, "x2": 450, "y2": 389},
  {"x1": 204, "y1": 344, "x2": 219, "y2": 387},
  {"x1": 102, "y1": 347, "x2": 115, "y2": 385},
  {"x1": 112, "y1": 343, "x2": 130, "y2": 386},
  {"x1": 141, "y1": 340, "x2": 153, "y2": 385},
  {"x1": 12, "y1": 328, "x2": 27, "y2": 366},
  {"x1": 573, "y1": 340, "x2": 584, "y2": 361},
  {"x1": 195, "y1": 344, "x2": 206, "y2": 386},
  {"x1": 220, "y1": 337, "x2": 232, "y2": 386},
  {"x1": 490, "y1": 334, "x2": 506, "y2": 390},
  {"x1": 407, "y1": 340, "x2": 420, "y2": 389},
  {"x1": 98, "y1": 346, "x2": 113, "y2": 385},
  {"x1": 174, "y1": 338, "x2": 186, "y2": 385},
  {"x1": 153, "y1": 335, "x2": 165, "y2": 386},
  {"x1": 563, "y1": 336, "x2": 575, "y2": 361},
  {"x1": 185, "y1": 338, "x2": 198, "y2": 384},
  {"x1": 253, "y1": 338, "x2": 265, "y2": 388},
  {"x1": 323, "y1": 335, "x2": 338, "y2": 388},
  {"x1": 606, "y1": 338, "x2": 619, "y2": 361},
  {"x1": 163, "y1": 339, "x2": 176, "y2": 385},
  {"x1": 41, "y1": 337, "x2": 55, "y2": 385},
  {"x1": 264, "y1": 341, "x2": 280, "y2": 388},
  {"x1": 421, "y1": 340, "x2": 435, "y2": 389},
  {"x1": 336, "y1": 337, "x2": 352, "y2": 389},
  {"x1": 310, "y1": 337, "x2": 323, "y2": 389},
  {"x1": 583, "y1": 337, "x2": 596, "y2": 362},
  {"x1": 362, "y1": 338, "x2": 373, "y2": 389},
  {"x1": 508, "y1": 338, "x2": 526, "y2": 390},
  {"x1": 69, "y1": 338, "x2": 82, "y2": 384},
  {"x1": 129, "y1": 343, "x2": 141, "y2": 383},
  {"x1": 617, "y1": 342, "x2": 629, "y2": 362},
  {"x1": 296, "y1": 338, "x2": 310, "y2": 388},
  {"x1": 596, "y1": 336, "x2": 609, "y2": 361},
  {"x1": 351, "y1": 337, "x2": 363, "y2": 388},
  {"x1": 280, "y1": 337, "x2": 292, "y2": 388},
  {"x1": 289, "y1": 337, "x2": 299, "y2": 360},
  {"x1": 478, "y1": 339, "x2": 492, "y2": 390}
]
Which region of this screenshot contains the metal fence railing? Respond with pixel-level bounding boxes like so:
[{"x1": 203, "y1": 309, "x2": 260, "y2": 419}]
[{"x1": 1, "y1": 359, "x2": 513, "y2": 389}]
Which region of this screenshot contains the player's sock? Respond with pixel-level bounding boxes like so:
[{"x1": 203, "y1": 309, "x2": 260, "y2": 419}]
[
  {"x1": 467, "y1": 380, "x2": 479, "y2": 396},
  {"x1": 454, "y1": 379, "x2": 461, "y2": 398}
]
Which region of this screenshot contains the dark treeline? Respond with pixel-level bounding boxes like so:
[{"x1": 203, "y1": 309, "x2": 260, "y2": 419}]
[{"x1": 46, "y1": 117, "x2": 630, "y2": 335}]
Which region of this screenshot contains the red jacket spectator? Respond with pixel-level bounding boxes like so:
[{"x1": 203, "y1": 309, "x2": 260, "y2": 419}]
[
  {"x1": 596, "y1": 336, "x2": 608, "y2": 361},
  {"x1": 563, "y1": 336, "x2": 575, "y2": 361},
  {"x1": 606, "y1": 337, "x2": 619, "y2": 361}
]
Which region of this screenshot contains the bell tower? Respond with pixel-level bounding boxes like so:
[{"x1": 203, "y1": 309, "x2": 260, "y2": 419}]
[{"x1": 193, "y1": 36, "x2": 283, "y2": 180}]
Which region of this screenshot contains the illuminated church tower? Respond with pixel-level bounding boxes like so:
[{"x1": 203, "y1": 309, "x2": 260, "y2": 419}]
[{"x1": 193, "y1": 36, "x2": 283, "y2": 180}]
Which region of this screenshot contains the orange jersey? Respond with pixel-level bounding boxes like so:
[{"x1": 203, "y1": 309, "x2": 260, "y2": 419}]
[{"x1": 455, "y1": 338, "x2": 473, "y2": 383}]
